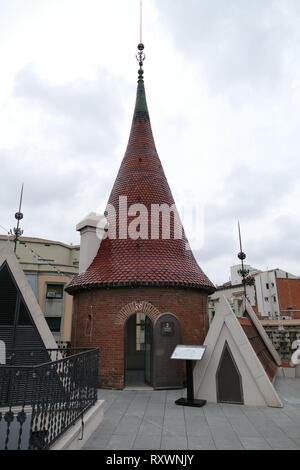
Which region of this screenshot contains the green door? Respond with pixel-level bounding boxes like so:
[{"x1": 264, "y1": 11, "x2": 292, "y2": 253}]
[{"x1": 144, "y1": 316, "x2": 152, "y2": 385}]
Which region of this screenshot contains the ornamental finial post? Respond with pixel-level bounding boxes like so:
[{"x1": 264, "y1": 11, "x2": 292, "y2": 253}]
[
  {"x1": 237, "y1": 221, "x2": 249, "y2": 299},
  {"x1": 136, "y1": 43, "x2": 145, "y2": 81},
  {"x1": 136, "y1": 1, "x2": 145, "y2": 81},
  {"x1": 9, "y1": 183, "x2": 24, "y2": 253}
]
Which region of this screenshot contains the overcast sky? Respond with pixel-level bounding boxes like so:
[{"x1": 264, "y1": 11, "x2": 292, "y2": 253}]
[{"x1": 0, "y1": 0, "x2": 300, "y2": 285}]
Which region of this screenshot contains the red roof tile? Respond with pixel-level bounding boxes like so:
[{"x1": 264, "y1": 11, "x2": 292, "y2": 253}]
[
  {"x1": 238, "y1": 317, "x2": 278, "y2": 381},
  {"x1": 67, "y1": 72, "x2": 215, "y2": 294}
]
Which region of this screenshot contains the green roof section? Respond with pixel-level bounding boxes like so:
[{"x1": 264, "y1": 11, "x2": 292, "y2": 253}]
[{"x1": 133, "y1": 72, "x2": 149, "y2": 120}]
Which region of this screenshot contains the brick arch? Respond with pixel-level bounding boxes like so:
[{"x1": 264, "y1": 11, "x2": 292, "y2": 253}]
[{"x1": 116, "y1": 301, "x2": 160, "y2": 325}]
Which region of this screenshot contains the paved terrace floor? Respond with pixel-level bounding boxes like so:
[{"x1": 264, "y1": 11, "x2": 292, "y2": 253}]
[{"x1": 84, "y1": 378, "x2": 300, "y2": 450}]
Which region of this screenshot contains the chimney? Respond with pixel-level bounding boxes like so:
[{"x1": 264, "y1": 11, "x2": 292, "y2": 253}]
[{"x1": 76, "y1": 212, "x2": 107, "y2": 274}]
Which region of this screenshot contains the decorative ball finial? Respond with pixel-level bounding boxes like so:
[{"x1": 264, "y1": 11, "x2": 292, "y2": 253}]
[
  {"x1": 136, "y1": 43, "x2": 145, "y2": 82},
  {"x1": 238, "y1": 251, "x2": 246, "y2": 261}
]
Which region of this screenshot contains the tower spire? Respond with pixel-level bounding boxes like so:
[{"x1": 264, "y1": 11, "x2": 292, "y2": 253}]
[{"x1": 66, "y1": 1, "x2": 215, "y2": 295}]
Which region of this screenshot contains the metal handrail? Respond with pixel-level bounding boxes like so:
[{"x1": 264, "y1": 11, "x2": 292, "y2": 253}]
[
  {"x1": 0, "y1": 347, "x2": 99, "y2": 450},
  {"x1": 2, "y1": 348, "x2": 99, "y2": 369}
]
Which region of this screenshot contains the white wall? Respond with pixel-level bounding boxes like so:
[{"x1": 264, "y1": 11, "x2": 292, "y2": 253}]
[
  {"x1": 77, "y1": 213, "x2": 107, "y2": 274},
  {"x1": 255, "y1": 271, "x2": 279, "y2": 318}
]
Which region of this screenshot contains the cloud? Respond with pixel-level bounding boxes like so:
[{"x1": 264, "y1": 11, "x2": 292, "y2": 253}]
[
  {"x1": 155, "y1": 0, "x2": 300, "y2": 97},
  {"x1": 13, "y1": 64, "x2": 129, "y2": 158},
  {"x1": 206, "y1": 164, "x2": 298, "y2": 223},
  {"x1": 190, "y1": 160, "x2": 300, "y2": 283},
  {"x1": 0, "y1": 64, "x2": 131, "y2": 243}
]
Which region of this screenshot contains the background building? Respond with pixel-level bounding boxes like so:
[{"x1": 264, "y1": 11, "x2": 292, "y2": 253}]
[
  {"x1": 0, "y1": 235, "x2": 79, "y2": 342},
  {"x1": 209, "y1": 265, "x2": 300, "y2": 368},
  {"x1": 210, "y1": 265, "x2": 300, "y2": 320}
]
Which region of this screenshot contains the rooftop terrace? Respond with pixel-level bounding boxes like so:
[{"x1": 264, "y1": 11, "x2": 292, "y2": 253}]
[{"x1": 84, "y1": 378, "x2": 300, "y2": 450}]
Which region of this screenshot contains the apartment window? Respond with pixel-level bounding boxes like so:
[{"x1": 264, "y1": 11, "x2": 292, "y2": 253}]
[
  {"x1": 266, "y1": 283, "x2": 269, "y2": 289},
  {"x1": 273, "y1": 296, "x2": 277, "y2": 302},
  {"x1": 264, "y1": 297, "x2": 269, "y2": 302},
  {"x1": 45, "y1": 317, "x2": 61, "y2": 332},
  {"x1": 271, "y1": 282, "x2": 275, "y2": 287},
  {"x1": 46, "y1": 284, "x2": 64, "y2": 299}
]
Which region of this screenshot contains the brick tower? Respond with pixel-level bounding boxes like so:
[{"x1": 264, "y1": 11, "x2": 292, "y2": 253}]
[{"x1": 66, "y1": 43, "x2": 215, "y2": 389}]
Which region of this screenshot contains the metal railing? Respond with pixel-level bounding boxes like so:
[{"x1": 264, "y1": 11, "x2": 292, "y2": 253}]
[{"x1": 0, "y1": 348, "x2": 99, "y2": 450}]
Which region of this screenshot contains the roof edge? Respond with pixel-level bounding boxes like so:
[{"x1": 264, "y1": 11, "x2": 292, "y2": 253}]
[{"x1": 65, "y1": 280, "x2": 216, "y2": 295}]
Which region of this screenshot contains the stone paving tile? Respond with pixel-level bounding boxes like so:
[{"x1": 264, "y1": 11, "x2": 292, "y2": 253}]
[
  {"x1": 247, "y1": 423, "x2": 287, "y2": 439},
  {"x1": 185, "y1": 421, "x2": 212, "y2": 437},
  {"x1": 163, "y1": 417, "x2": 185, "y2": 431},
  {"x1": 227, "y1": 415, "x2": 262, "y2": 438},
  {"x1": 133, "y1": 433, "x2": 162, "y2": 450},
  {"x1": 210, "y1": 433, "x2": 244, "y2": 450},
  {"x1": 161, "y1": 422, "x2": 187, "y2": 437},
  {"x1": 203, "y1": 404, "x2": 229, "y2": 426},
  {"x1": 266, "y1": 437, "x2": 299, "y2": 450},
  {"x1": 291, "y1": 437, "x2": 300, "y2": 447},
  {"x1": 142, "y1": 414, "x2": 164, "y2": 429},
  {"x1": 84, "y1": 435, "x2": 111, "y2": 450},
  {"x1": 161, "y1": 434, "x2": 188, "y2": 450},
  {"x1": 116, "y1": 415, "x2": 143, "y2": 435},
  {"x1": 83, "y1": 382, "x2": 300, "y2": 451},
  {"x1": 138, "y1": 420, "x2": 164, "y2": 435},
  {"x1": 187, "y1": 435, "x2": 216, "y2": 450},
  {"x1": 278, "y1": 425, "x2": 300, "y2": 439},
  {"x1": 220, "y1": 404, "x2": 245, "y2": 417},
  {"x1": 239, "y1": 437, "x2": 272, "y2": 450},
  {"x1": 281, "y1": 408, "x2": 300, "y2": 425},
  {"x1": 241, "y1": 407, "x2": 289, "y2": 439},
  {"x1": 106, "y1": 433, "x2": 138, "y2": 450}
]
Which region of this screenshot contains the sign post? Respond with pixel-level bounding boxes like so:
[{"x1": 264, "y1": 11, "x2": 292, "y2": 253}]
[{"x1": 171, "y1": 345, "x2": 206, "y2": 408}]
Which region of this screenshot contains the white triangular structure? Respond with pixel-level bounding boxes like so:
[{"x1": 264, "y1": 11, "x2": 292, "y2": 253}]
[
  {"x1": 0, "y1": 242, "x2": 57, "y2": 350},
  {"x1": 194, "y1": 295, "x2": 283, "y2": 407}
]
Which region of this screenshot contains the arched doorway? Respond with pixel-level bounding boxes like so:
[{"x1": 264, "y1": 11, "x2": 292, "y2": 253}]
[{"x1": 124, "y1": 313, "x2": 153, "y2": 387}]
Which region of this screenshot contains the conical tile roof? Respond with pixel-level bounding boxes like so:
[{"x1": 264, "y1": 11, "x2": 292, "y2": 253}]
[{"x1": 67, "y1": 62, "x2": 215, "y2": 294}]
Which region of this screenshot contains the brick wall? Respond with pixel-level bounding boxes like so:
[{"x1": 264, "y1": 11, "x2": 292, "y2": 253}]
[
  {"x1": 71, "y1": 286, "x2": 209, "y2": 389},
  {"x1": 276, "y1": 278, "x2": 300, "y2": 317}
]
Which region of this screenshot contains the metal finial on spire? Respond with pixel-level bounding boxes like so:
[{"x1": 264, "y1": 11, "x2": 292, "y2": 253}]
[
  {"x1": 237, "y1": 221, "x2": 249, "y2": 298},
  {"x1": 136, "y1": 0, "x2": 145, "y2": 81},
  {"x1": 9, "y1": 184, "x2": 24, "y2": 253},
  {"x1": 140, "y1": 0, "x2": 143, "y2": 44}
]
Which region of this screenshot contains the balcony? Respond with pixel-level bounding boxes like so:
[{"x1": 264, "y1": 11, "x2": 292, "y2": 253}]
[{"x1": 0, "y1": 347, "x2": 99, "y2": 450}]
